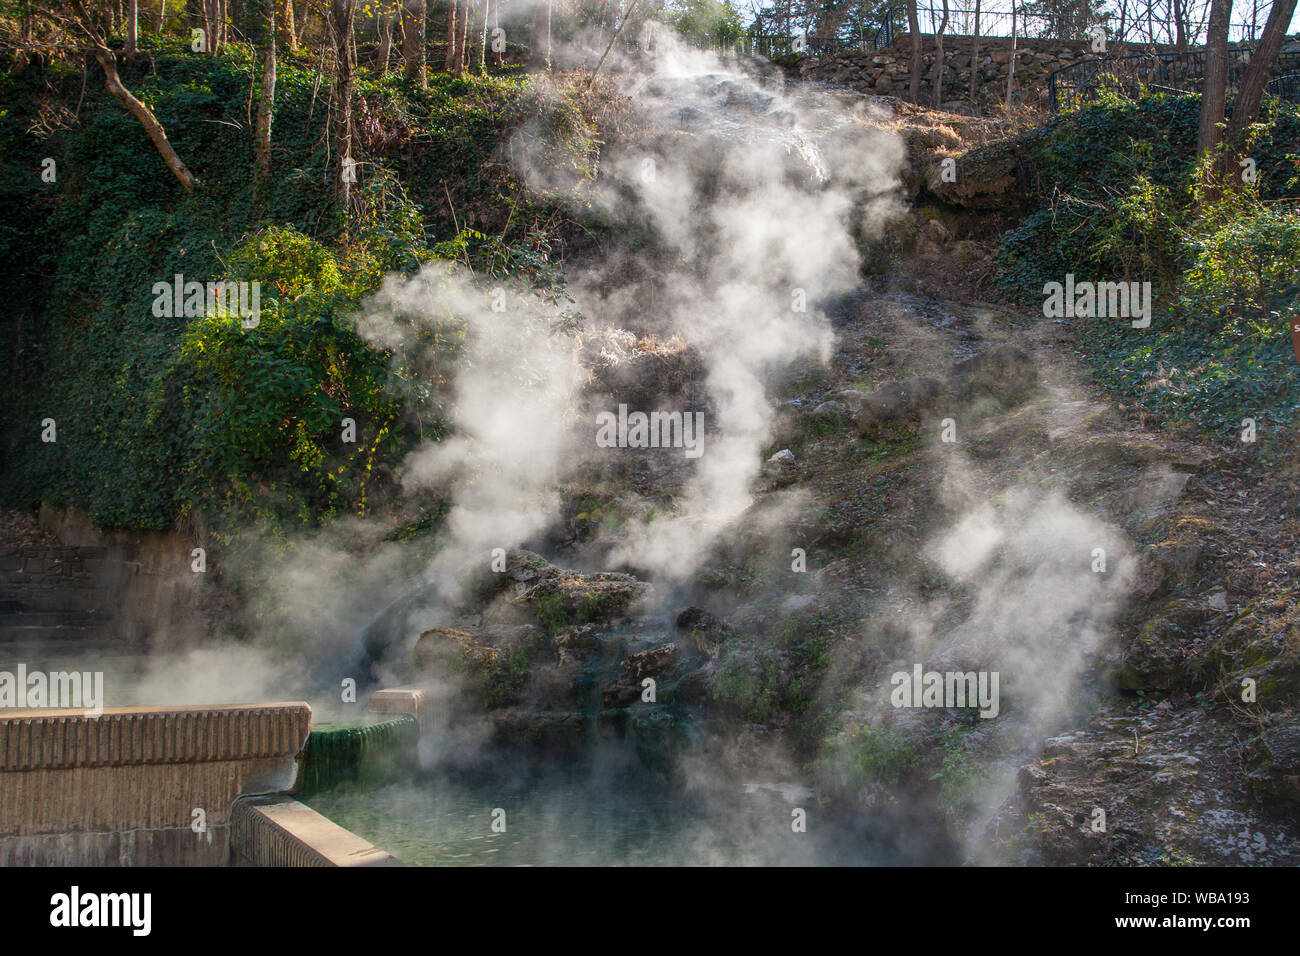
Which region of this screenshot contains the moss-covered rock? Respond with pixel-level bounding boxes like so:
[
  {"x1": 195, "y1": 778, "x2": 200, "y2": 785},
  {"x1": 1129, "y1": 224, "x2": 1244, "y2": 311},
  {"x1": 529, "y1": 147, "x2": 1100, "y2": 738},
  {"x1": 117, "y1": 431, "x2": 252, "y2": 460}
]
[
  {"x1": 414, "y1": 624, "x2": 546, "y2": 707},
  {"x1": 1247, "y1": 718, "x2": 1300, "y2": 812},
  {"x1": 475, "y1": 549, "x2": 651, "y2": 629}
]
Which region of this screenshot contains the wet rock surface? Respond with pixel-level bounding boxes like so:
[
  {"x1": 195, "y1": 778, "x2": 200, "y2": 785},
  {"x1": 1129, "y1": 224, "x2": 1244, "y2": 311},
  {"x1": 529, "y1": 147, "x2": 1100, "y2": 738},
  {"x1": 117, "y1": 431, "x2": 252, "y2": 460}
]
[
  {"x1": 474, "y1": 549, "x2": 652, "y2": 626},
  {"x1": 1246, "y1": 717, "x2": 1300, "y2": 812},
  {"x1": 1004, "y1": 703, "x2": 1300, "y2": 865},
  {"x1": 840, "y1": 377, "x2": 943, "y2": 441},
  {"x1": 836, "y1": 343, "x2": 1037, "y2": 444},
  {"x1": 412, "y1": 551, "x2": 706, "y2": 769},
  {"x1": 394, "y1": 287, "x2": 1300, "y2": 865}
]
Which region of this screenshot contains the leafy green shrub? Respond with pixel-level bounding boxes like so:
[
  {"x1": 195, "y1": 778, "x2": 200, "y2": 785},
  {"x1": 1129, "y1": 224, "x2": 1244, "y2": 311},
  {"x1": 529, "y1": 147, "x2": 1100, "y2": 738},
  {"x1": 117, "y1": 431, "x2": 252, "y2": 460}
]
[
  {"x1": 1182, "y1": 203, "x2": 1300, "y2": 323},
  {"x1": 992, "y1": 92, "x2": 1300, "y2": 442},
  {"x1": 709, "y1": 612, "x2": 833, "y2": 724},
  {"x1": 709, "y1": 640, "x2": 790, "y2": 723},
  {"x1": 537, "y1": 594, "x2": 569, "y2": 635},
  {"x1": 157, "y1": 247, "x2": 400, "y2": 525},
  {"x1": 0, "y1": 46, "x2": 586, "y2": 530},
  {"x1": 813, "y1": 723, "x2": 922, "y2": 791}
]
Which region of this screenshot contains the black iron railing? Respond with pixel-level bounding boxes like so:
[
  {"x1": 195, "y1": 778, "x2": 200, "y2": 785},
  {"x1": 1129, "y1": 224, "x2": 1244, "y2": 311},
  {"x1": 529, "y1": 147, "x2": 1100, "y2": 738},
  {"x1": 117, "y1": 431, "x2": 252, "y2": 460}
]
[
  {"x1": 1266, "y1": 72, "x2": 1300, "y2": 104},
  {"x1": 874, "y1": 14, "x2": 895, "y2": 51},
  {"x1": 1050, "y1": 48, "x2": 1300, "y2": 112}
]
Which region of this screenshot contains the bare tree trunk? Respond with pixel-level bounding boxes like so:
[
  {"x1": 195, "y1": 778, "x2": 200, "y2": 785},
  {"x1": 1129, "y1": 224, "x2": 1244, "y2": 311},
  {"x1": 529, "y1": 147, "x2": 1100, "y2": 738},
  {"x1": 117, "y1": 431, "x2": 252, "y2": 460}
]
[
  {"x1": 282, "y1": 0, "x2": 297, "y2": 53},
  {"x1": 124, "y1": 0, "x2": 137, "y2": 55},
  {"x1": 1227, "y1": 0, "x2": 1298, "y2": 142},
  {"x1": 931, "y1": 0, "x2": 949, "y2": 108},
  {"x1": 906, "y1": 0, "x2": 922, "y2": 103},
  {"x1": 443, "y1": 0, "x2": 458, "y2": 72},
  {"x1": 208, "y1": 0, "x2": 224, "y2": 54},
  {"x1": 212, "y1": 0, "x2": 226, "y2": 51},
  {"x1": 591, "y1": 0, "x2": 640, "y2": 82},
  {"x1": 461, "y1": 3, "x2": 471, "y2": 71},
  {"x1": 202, "y1": 0, "x2": 215, "y2": 53},
  {"x1": 295, "y1": 0, "x2": 310, "y2": 46},
  {"x1": 92, "y1": 46, "x2": 195, "y2": 191},
  {"x1": 1006, "y1": 0, "x2": 1018, "y2": 107},
  {"x1": 1173, "y1": 0, "x2": 1189, "y2": 49},
  {"x1": 255, "y1": 1, "x2": 276, "y2": 194},
  {"x1": 1197, "y1": 0, "x2": 1233, "y2": 191},
  {"x1": 156, "y1": 0, "x2": 166, "y2": 32},
  {"x1": 457, "y1": 0, "x2": 470, "y2": 75},
  {"x1": 970, "y1": 0, "x2": 981, "y2": 107},
  {"x1": 490, "y1": 0, "x2": 501, "y2": 68},
  {"x1": 402, "y1": 0, "x2": 426, "y2": 86},
  {"x1": 331, "y1": 0, "x2": 356, "y2": 207},
  {"x1": 376, "y1": 8, "x2": 395, "y2": 71},
  {"x1": 529, "y1": 0, "x2": 551, "y2": 72},
  {"x1": 476, "y1": 0, "x2": 488, "y2": 73}
]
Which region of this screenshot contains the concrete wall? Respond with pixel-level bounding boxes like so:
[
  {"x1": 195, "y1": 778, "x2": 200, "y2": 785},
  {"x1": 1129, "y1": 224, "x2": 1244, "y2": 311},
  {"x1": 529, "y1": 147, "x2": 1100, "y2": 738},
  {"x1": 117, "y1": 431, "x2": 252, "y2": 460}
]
[
  {"x1": 0, "y1": 702, "x2": 311, "y2": 865},
  {"x1": 0, "y1": 545, "x2": 192, "y2": 650},
  {"x1": 0, "y1": 511, "x2": 218, "y2": 651}
]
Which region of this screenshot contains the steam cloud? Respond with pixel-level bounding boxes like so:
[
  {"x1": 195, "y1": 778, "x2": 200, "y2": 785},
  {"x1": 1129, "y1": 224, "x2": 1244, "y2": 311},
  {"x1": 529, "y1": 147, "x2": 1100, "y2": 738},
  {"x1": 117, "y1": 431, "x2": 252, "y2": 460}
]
[
  {"x1": 27, "y1": 23, "x2": 1166, "y2": 870},
  {"x1": 515, "y1": 32, "x2": 906, "y2": 583}
]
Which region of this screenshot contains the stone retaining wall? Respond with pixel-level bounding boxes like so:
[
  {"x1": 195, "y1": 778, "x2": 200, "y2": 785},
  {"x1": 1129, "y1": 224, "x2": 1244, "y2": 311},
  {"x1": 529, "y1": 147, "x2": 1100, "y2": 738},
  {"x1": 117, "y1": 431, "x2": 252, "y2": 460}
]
[
  {"x1": 796, "y1": 33, "x2": 1262, "y2": 112},
  {"x1": 0, "y1": 542, "x2": 212, "y2": 650}
]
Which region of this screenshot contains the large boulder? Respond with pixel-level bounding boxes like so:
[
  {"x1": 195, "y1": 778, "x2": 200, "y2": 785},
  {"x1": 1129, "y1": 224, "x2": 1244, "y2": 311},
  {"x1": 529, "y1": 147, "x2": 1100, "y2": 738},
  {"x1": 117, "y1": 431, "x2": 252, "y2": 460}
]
[
  {"x1": 840, "y1": 377, "x2": 943, "y2": 442},
  {"x1": 946, "y1": 343, "x2": 1037, "y2": 406},
  {"x1": 927, "y1": 143, "x2": 1027, "y2": 212},
  {"x1": 1105, "y1": 599, "x2": 1211, "y2": 691},
  {"x1": 831, "y1": 345, "x2": 1038, "y2": 444},
  {"x1": 675, "y1": 606, "x2": 732, "y2": 659},
  {"x1": 478, "y1": 549, "x2": 651, "y2": 627},
  {"x1": 1132, "y1": 539, "x2": 1206, "y2": 602},
  {"x1": 602, "y1": 642, "x2": 681, "y2": 707},
  {"x1": 413, "y1": 624, "x2": 545, "y2": 706},
  {"x1": 486, "y1": 708, "x2": 592, "y2": 759},
  {"x1": 1010, "y1": 705, "x2": 1300, "y2": 865},
  {"x1": 1247, "y1": 718, "x2": 1300, "y2": 812}
]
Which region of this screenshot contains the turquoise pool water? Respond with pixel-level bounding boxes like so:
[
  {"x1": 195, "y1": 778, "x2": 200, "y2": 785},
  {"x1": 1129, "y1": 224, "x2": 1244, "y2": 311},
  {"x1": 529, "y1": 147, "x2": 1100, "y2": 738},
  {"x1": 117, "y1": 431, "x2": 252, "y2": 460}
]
[{"x1": 307, "y1": 766, "x2": 948, "y2": 866}]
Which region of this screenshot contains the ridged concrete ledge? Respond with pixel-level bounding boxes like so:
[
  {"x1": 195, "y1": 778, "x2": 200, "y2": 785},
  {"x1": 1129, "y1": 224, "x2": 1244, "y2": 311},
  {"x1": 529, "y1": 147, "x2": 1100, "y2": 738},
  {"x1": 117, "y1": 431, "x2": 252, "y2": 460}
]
[
  {"x1": 231, "y1": 796, "x2": 401, "y2": 867},
  {"x1": 0, "y1": 703, "x2": 311, "y2": 865},
  {"x1": 0, "y1": 702, "x2": 311, "y2": 770},
  {"x1": 368, "y1": 688, "x2": 434, "y2": 734}
]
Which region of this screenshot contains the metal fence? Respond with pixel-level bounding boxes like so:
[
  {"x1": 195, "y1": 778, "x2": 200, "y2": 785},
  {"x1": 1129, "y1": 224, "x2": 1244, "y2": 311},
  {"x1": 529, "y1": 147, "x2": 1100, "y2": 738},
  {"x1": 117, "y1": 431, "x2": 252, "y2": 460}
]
[
  {"x1": 911, "y1": 2, "x2": 1275, "y2": 44},
  {"x1": 1050, "y1": 49, "x2": 1300, "y2": 112},
  {"x1": 874, "y1": 13, "x2": 895, "y2": 50},
  {"x1": 1266, "y1": 73, "x2": 1300, "y2": 104}
]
